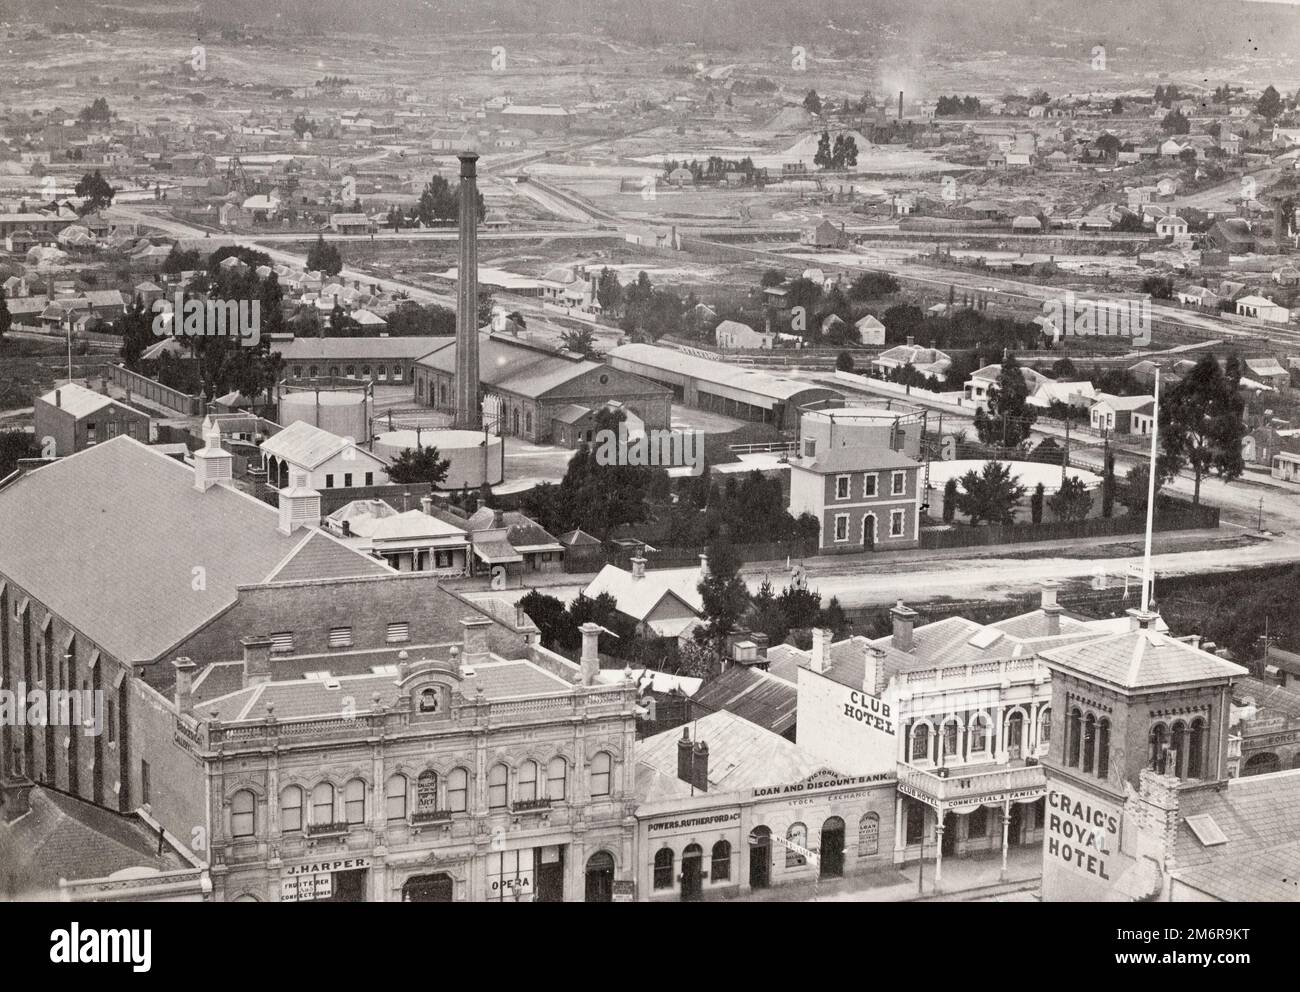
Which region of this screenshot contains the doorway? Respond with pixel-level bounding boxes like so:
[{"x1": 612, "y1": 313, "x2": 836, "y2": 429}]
[
  {"x1": 941, "y1": 812, "x2": 956, "y2": 857},
  {"x1": 402, "y1": 873, "x2": 453, "y2": 902},
  {"x1": 328, "y1": 869, "x2": 368, "y2": 902},
  {"x1": 863, "y1": 513, "x2": 877, "y2": 550},
  {"x1": 1008, "y1": 803, "x2": 1024, "y2": 846},
  {"x1": 748, "y1": 827, "x2": 771, "y2": 889},
  {"x1": 585, "y1": 852, "x2": 614, "y2": 903},
  {"x1": 680, "y1": 844, "x2": 704, "y2": 901},
  {"x1": 535, "y1": 846, "x2": 565, "y2": 902},
  {"x1": 819, "y1": 817, "x2": 845, "y2": 879}
]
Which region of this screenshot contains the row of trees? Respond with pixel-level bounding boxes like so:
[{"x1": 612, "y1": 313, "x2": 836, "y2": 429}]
[{"x1": 813, "y1": 131, "x2": 859, "y2": 170}]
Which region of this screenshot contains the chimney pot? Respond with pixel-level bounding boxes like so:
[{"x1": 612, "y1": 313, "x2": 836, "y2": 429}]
[
  {"x1": 173, "y1": 657, "x2": 197, "y2": 712},
  {"x1": 630, "y1": 556, "x2": 646, "y2": 578},
  {"x1": 890, "y1": 601, "x2": 917, "y2": 652},
  {"x1": 811, "y1": 627, "x2": 832, "y2": 674},
  {"x1": 691, "y1": 741, "x2": 709, "y2": 792},
  {"x1": 579, "y1": 621, "x2": 601, "y2": 686},
  {"x1": 677, "y1": 727, "x2": 693, "y2": 785}
]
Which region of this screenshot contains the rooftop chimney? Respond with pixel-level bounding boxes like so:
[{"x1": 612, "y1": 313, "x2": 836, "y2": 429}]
[
  {"x1": 1041, "y1": 579, "x2": 1063, "y2": 635},
  {"x1": 579, "y1": 621, "x2": 602, "y2": 686},
  {"x1": 811, "y1": 627, "x2": 832, "y2": 674},
  {"x1": 420, "y1": 495, "x2": 433, "y2": 516},
  {"x1": 677, "y1": 727, "x2": 693, "y2": 784},
  {"x1": 54, "y1": 389, "x2": 61, "y2": 408},
  {"x1": 277, "y1": 471, "x2": 320, "y2": 535},
  {"x1": 691, "y1": 741, "x2": 709, "y2": 792},
  {"x1": 891, "y1": 600, "x2": 918, "y2": 652},
  {"x1": 698, "y1": 553, "x2": 709, "y2": 578},
  {"x1": 173, "y1": 657, "x2": 197, "y2": 713},
  {"x1": 193, "y1": 417, "x2": 233, "y2": 492},
  {"x1": 242, "y1": 635, "x2": 273, "y2": 687},
  {"x1": 862, "y1": 643, "x2": 887, "y2": 696},
  {"x1": 460, "y1": 616, "x2": 492, "y2": 669},
  {"x1": 630, "y1": 556, "x2": 646, "y2": 579},
  {"x1": 454, "y1": 152, "x2": 482, "y2": 430}
]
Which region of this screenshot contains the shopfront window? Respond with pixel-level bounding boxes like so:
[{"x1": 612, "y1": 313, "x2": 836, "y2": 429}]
[
  {"x1": 653, "y1": 848, "x2": 674, "y2": 889},
  {"x1": 786, "y1": 823, "x2": 808, "y2": 867},
  {"x1": 711, "y1": 841, "x2": 731, "y2": 881},
  {"x1": 858, "y1": 813, "x2": 879, "y2": 856}
]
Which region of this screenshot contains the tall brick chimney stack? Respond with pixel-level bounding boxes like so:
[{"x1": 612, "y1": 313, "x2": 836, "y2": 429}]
[{"x1": 454, "y1": 151, "x2": 481, "y2": 430}]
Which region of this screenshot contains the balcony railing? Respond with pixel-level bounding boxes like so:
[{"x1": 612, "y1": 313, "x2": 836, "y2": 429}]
[
  {"x1": 304, "y1": 821, "x2": 350, "y2": 838},
  {"x1": 409, "y1": 808, "x2": 453, "y2": 826},
  {"x1": 897, "y1": 760, "x2": 1046, "y2": 806},
  {"x1": 903, "y1": 656, "x2": 1040, "y2": 687},
  {"x1": 510, "y1": 797, "x2": 552, "y2": 814},
  {"x1": 175, "y1": 684, "x2": 638, "y2": 754}
]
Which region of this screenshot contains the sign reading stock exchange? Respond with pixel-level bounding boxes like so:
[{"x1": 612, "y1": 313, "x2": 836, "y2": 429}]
[{"x1": 796, "y1": 667, "x2": 898, "y2": 776}]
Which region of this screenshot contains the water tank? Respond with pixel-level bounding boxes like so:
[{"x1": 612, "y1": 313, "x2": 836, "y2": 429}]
[
  {"x1": 373, "y1": 428, "x2": 503, "y2": 489},
  {"x1": 279, "y1": 388, "x2": 371, "y2": 442}
]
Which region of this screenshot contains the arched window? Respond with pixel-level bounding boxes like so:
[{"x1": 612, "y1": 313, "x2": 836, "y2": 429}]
[
  {"x1": 911, "y1": 723, "x2": 930, "y2": 762},
  {"x1": 1188, "y1": 718, "x2": 1205, "y2": 779},
  {"x1": 517, "y1": 760, "x2": 539, "y2": 803},
  {"x1": 1149, "y1": 723, "x2": 1168, "y2": 771},
  {"x1": 1067, "y1": 708, "x2": 1082, "y2": 767},
  {"x1": 1097, "y1": 719, "x2": 1111, "y2": 780},
  {"x1": 361, "y1": 365, "x2": 370, "y2": 378},
  {"x1": 1170, "y1": 722, "x2": 1187, "y2": 778},
  {"x1": 230, "y1": 790, "x2": 255, "y2": 838},
  {"x1": 415, "y1": 770, "x2": 437, "y2": 814},
  {"x1": 344, "y1": 779, "x2": 366, "y2": 824},
  {"x1": 590, "y1": 752, "x2": 612, "y2": 797},
  {"x1": 653, "y1": 848, "x2": 674, "y2": 889},
  {"x1": 311, "y1": 782, "x2": 334, "y2": 825},
  {"x1": 525, "y1": 411, "x2": 532, "y2": 434},
  {"x1": 941, "y1": 719, "x2": 960, "y2": 759},
  {"x1": 418, "y1": 687, "x2": 439, "y2": 713},
  {"x1": 447, "y1": 768, "x2": 469, "y2": 813},
  {"x1": 711, "y1": 840, "x2": 731, "y2": 881},
  {"x1": 1006, "y1": 710, "x2": 1025, "y2": 754},
  {"x1": 1082, "y1": 714, "x2": 1096, "y2": 774},
  {"x1": 858, "y1": 812, "x2": 880, "y2": 856},
  {"x1": 547, "y1": 757, "x2": 567, "y2": 801},
  {"x1": 309, "y1": 365, "x2": 318, "y2": 378},
  {"x1": 280, "y1": 786, "x2": 303, "y2": 833},
  {"x1": 488, "y1": 763, "x2": 508, "y2": 810},
  {"x1": 1039, "y1": 707, "x2": 1052, "y2": 745},
  {"x1": 969, "y1": 715, "x2": 989, "y2": 754},
  {"x1": 786, "y1": 823, "x2": 808, "y2": 867}
]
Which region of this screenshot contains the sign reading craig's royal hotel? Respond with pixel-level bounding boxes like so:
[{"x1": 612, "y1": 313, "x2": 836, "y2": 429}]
[{"x1": 1041, "y1": 788, "x2": 1126, "y2": 899}]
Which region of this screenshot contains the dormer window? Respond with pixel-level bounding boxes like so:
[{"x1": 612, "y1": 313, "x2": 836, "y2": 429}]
[{"x1": 419, "y1": 687, "x2": 440, "y2": 714}]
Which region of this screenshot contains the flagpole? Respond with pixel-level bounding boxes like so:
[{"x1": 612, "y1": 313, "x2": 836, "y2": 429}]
[{"x1": 1140, "y1": 370, "x2": 1160, "y2": 613}]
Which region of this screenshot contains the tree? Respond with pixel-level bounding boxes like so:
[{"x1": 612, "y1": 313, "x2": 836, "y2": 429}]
[
  {"x1": 760, "y1": 269, "x2": 785, "y2": 288},
  {"x1": 596, "y1": 267, "x2": 623, "y2": 314},
  {"x1": 1257, "y1": 84, "x2": 1283, "y2": 120},
  {"x1": 1161, "y1": 353, "x2": 1246, "y2": 505},
  {"x1": 835, "y1": 351, "x2": 854, "y2": 372},
  {"x1": 1141, "y1": 275, "x2": 1174, "y2": 299},
  {"x1": 813, "y1": 130, "x2": 832, "y2": 169},
  {"x1": 942, "y1": 478, "x2": 958, "y2": 523},
  {"x1": 747, "y1": 577, "x2": 790, "y2": 646},
  {"x1": 560, "y1": 326, "x2": 597, "y2": 358},
  {"x1": 1101, "y1": 450, "x2": 1116, "y2": 519},
  {"x1": 517, "y1": 590, "x2": 569, "y2": 648},
  {"x1": 955, "y1": 461, "x2": 1027, "y2": 525},
  {"x1": 803, "y1": 89, "x2": 822, "y2": 116},
  {"x1": 849, "y1": 272, "x2": 899, "y2": 299},
  {"x1": 306, "y1": 235, "x2": 343, "y2": 276},
  {"x1": 0, "y1": 286, "x2": 10, "y2": 343},
  {"x1": 116, "y1": 295, "x2": 153, "y2": 369},
  {"x1": 1052, "y1": 356, "x2": 1078, "y2": 379},
  {"x1": 1095, "y1": 133, "x2": 1121, "y2": 159},
  {"x1": 386, "y1": 446, "x2": 451, "y2": 486},
  {"x1": 0, "y1": 430, "x2": 40, "y2": 476},
  {"x1": 819, "y1": 597, "x2": 849, "y2": 638},
  {"x1": 984, "y1": 353, "x2": 1036, "y2": 448},
  {"x1": 78, "y1": 97, "x2": 111, "y2": 123},
  {"x1": 695, "y1": 538, "x2": 750, "y2": 651},
  {"x1": 1030, "y1": 482, "x2": 1044, "y2": 524},
  {"x1": 1111, "y1": 98, "x2": 1123, "y2": 115},
  {"x1": 1048, "y1": 475, "x2": 1093, "y2": 522},
  {"x1": 1161, "y1": 108, "x2": 1190, "y2": 135},
  {"x1": 74, "y1": 170, "x2": 116, "y2": 214}
]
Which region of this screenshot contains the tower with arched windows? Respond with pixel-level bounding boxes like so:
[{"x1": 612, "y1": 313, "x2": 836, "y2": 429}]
[{"x1": 1037, "y1": 608, "x2": 1246, "y2": 901}]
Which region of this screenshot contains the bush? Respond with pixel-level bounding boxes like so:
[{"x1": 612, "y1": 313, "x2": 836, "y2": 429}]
[
  {"x1": 1031, "y1": 483, "x2": 1044, "y2": 525},
  {"x1": 942, "y1": 478, "x2": 957, "y2": 523}
]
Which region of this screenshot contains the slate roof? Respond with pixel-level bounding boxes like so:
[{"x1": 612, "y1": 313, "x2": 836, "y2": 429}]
[
  {"x1": 1040, "y1": 623, "x2": 1246, "y2": 691},
  {"x1": 610, "y1": 342, "x2": 826, "y2": 404},
  {"x1": 788, "y1": 443, "x2": 919, "y2": 475},
  {"x1": 263, "y1": 529, "x2": 393, "y2": 583},
  {"x1": 275, "y1": 337, "x2": 441, "y2": 360},
  {"x1": 1170, "y1": 771, "x2": 1300, "y2": 901},
  {"x1": 0, "y1": 437, "x2": 380, "y2": 663},
  {"x1": 465, "y1": 508, "x2": 561, "y2": 550},
  {"x1": 584, "y1": 563, "x2": 704, "y2": 622},
  {"x1": 37, "y1": 382, "x2": 118, "y2": 418},
  {"x1": 259, "y1": 419, "x2": 356, "y2": 469},
  {"x1": 1234, "y1": 676, "x2": 1300, "y2": 723},
  {"x1": 635, "y1": 710, "x2": 836, "y2": 801},
  {"x1": 0, "y1": 787, "x2": 188, "y2": 897}
]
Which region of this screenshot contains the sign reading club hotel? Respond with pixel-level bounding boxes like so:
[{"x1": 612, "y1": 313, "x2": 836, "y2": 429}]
[{"x1": 795, "y1": 666, "x2": 898, "y2": 777}]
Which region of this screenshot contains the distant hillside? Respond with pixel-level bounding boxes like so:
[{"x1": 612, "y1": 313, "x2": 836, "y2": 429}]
[{"x1": 8, "y1": 0, "x2": 1299, "y2": 63}]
